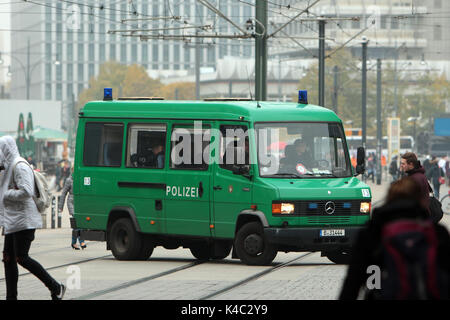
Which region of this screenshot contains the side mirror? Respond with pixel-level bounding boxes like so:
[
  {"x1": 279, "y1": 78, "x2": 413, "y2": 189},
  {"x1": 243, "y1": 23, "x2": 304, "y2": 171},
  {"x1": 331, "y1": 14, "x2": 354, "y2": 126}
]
[{"x1": 355, "y1": 147, "x2": 365, "y2": 176}]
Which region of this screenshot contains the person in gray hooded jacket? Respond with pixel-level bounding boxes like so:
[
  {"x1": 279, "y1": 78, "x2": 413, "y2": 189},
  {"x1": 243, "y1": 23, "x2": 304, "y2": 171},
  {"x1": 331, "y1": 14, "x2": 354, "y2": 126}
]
[{"x1": 0, "y1": 136, "x2": 65, "y2": 300}]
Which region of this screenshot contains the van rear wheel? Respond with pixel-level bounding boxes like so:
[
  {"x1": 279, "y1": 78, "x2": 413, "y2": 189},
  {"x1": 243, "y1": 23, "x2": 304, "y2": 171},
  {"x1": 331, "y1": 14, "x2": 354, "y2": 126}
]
[
  {"x1": 189, "y1": 241, "x2": 232, "y2": 261},
  {"x1": 110, "y1": 218, "x2": 145, "y2": 260},
  {"x1": 235, "y1": 222, "x2": 277, "y2": 266},
  {"x1": 190, "y1": 244, "x2": 211, "y2": 260},
  {"x1": 326, "y1": 251, "x2": 351, "y2": 264}
]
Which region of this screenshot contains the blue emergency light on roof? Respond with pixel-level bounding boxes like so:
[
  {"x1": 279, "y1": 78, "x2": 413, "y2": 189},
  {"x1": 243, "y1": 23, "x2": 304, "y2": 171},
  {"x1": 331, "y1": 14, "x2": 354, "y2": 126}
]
[
  {"x1": 104, "y1": 88, "x2": 113, "y2": 101},
  {"x1": 298, "y1": 90, "x2": 308, "y2": 104}
]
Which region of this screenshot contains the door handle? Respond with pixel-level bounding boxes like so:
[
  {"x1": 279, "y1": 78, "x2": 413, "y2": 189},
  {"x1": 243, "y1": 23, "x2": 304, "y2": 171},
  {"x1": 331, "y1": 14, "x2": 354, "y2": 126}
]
[
  {"x1": 199, "y1": 182, "x2": 204, "y2": 197},
  {"x1": 213, "y1": 186, "x2": 222, "y2": 190}
]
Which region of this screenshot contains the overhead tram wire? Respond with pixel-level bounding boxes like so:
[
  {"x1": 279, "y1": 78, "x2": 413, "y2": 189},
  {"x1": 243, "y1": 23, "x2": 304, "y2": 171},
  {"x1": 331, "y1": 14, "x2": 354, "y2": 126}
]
[
  {"x1": 55, "y1": 0, "x2": 151, "y2": 18},
  {"x1": 24, "y1": 0, "x2": 138, "y2": 27}
]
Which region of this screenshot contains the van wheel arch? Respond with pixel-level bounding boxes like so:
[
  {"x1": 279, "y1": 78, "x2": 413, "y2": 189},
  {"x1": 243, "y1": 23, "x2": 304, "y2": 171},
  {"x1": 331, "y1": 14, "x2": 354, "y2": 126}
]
[
  {"x1": 235, "y1": 211, "x2": 269, "y2": 235},
  {"x1": 232, "y1": 211, "x2": 269, "y2": 259}
]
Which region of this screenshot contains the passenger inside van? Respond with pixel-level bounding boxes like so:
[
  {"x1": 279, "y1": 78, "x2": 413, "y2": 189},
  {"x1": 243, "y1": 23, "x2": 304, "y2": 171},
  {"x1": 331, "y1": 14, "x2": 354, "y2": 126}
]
[
  {"x1": 152, "y1": 144, "x2": 165, "y2": 168},
  {"x1": 129, "y1": 143, "x2": 164, "y2": 168}
]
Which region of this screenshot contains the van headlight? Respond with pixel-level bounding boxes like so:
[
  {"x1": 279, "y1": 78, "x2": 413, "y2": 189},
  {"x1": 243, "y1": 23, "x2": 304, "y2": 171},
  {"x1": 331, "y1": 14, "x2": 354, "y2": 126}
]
[
  {"x1": 272, "y1": 203, "x2": 295, "y2": 214},
  {"x1": 360, "y1": 202, "x2": 371, "y2": 214}
]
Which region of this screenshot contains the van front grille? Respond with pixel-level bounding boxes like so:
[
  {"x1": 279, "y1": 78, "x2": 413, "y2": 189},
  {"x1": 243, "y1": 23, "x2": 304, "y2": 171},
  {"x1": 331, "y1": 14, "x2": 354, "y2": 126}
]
[{"x1": 306, "y1": 216, "x2": 351, "y2": 225}]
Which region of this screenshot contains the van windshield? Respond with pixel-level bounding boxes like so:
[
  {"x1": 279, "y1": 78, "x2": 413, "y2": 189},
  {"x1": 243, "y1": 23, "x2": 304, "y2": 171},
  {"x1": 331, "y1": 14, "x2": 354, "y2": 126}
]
[{"x1": 255, "y1": 122, "x2": 352, "y2": 178}]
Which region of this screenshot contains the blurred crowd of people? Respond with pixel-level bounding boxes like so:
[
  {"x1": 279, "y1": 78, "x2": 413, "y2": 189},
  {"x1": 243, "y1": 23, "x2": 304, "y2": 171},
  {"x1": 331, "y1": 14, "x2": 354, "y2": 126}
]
[
  {"x1": 341, "y1": 151, "x2": 450, "y2": 300},
  {"x1": 390, "y1": 154, "x2": 449, "y2": 200}
]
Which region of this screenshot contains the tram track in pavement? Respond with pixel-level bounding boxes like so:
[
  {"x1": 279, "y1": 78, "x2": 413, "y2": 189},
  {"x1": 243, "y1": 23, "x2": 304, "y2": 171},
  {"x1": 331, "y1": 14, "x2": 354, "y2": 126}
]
[
  {"x1": 0, "y1": 253, "x2": 113, "y2": 282},
  {"x1": 198, "y1": 252, "x2": 314, "y2": 300},
  {"x1": 74, "y1": 252, "x2": 315, "y2": 300},
  {"x1": 74, "y1": 259, "x2": 206, "y2": 300}
]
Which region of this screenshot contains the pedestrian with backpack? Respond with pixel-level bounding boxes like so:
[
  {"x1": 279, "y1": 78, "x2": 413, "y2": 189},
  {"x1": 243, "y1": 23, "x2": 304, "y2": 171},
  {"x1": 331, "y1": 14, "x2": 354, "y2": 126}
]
[
  {"x1": 339, "y1": 177, "x2": 450, "y2": 300},
  {"x1": 0, "y1": 136, "x2": 65, "y2": 300},
  {"x1": 389, "y1": 156, "x2": 399, "y2": 182}
]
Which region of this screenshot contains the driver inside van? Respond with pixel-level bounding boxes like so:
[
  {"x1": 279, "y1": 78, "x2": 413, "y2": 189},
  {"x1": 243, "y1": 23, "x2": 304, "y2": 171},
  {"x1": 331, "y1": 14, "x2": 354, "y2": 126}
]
[{"x1": 293, "y1": 139, "x2": 314, "y2": 168}]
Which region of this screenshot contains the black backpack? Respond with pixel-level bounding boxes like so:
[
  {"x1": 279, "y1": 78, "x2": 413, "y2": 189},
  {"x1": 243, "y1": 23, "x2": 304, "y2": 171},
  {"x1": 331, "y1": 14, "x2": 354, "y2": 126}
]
[
  {"x1": 376, "y1": 219, "x2": 448, "y2": 300},
  {"x1": 389, "y1": 161, "x2": 397, "y2": 175}
]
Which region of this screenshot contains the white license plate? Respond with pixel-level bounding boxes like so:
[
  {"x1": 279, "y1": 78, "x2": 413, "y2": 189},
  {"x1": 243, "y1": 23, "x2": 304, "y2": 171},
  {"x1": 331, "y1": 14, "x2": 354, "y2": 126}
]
[{"x1": 320, "y1": 229, "x2": 345, "y2": 237}]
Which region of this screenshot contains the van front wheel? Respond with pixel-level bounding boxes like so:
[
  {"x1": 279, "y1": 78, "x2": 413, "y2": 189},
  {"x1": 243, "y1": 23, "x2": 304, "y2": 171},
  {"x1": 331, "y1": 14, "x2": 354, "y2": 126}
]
[{"x1": 235, "y1": 222, "x2": 277, "y2": 266}]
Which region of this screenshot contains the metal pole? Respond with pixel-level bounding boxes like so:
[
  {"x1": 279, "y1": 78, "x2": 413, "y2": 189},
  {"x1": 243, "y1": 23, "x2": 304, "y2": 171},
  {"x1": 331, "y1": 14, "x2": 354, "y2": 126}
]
[
  {"x1": 332, "y1": 65, "x2": 339, "y2": 114},
  {"x1": 26, "y1": 38, "x2": 30, "y2": 100},
  {"x1": 195, "y1": 33, "x2": 200, "y2": 100},
  {"x1": 318, "y1": 19, "x2": 325, "y2": 107},
  {"x1": 51, "y1": 196, "x2": 56, "y2": 229},
  {"x1": 376, "y1": 58, "x2": 382, "y2": 185},
  {"x1": 57, "y1": 196, "x2": 62, "y2": 228},
  {"x1": 393, "y1": 50, "x2": 398, "y2": 117},
  {"x1": 361, "y1": 40, "x2": 368, "y2": 148},
  {"x1": 255, "y1": 0, "x2": 267, "y2": 101},
  {"x1": 278, "y1": 56, "x2": 282, "y2": 101}
]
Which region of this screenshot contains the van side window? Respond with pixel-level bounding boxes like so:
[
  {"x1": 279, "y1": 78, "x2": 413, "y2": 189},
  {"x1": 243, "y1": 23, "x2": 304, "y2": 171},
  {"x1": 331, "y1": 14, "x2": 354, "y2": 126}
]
[
  {"x1": 170, "y1": 126, "x2": 210, "y2": 170},
  {"x1": 126, "y1": 124, "x2": 166, "y2": 168},
  {"x1": 219, "y1": 125, "x2": 249, "y2": 171},
  {"x1": 83, "y1": 123, "x2": 124, "y2": 167}
]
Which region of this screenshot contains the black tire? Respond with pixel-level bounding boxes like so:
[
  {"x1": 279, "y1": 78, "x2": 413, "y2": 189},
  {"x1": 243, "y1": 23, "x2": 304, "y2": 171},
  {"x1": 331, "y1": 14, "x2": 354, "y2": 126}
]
[
  {"x1": 326, "y1": 251, "x2": 352, "y2": 264},
  {"x1": 190, "y1": 244, "x2": 212, "y2": 260},
  {"x1": 211, "y1": 242, "x2": 232, "y2": 260},
  {"x1": 190, "y1": 241, "x2": 232, "y2": 261},
  {"x1": 235, "y1": 222, "x2": 277, "y2": 266},
  {"x1": 109, "y1": 218, "x2": 144, "y2": 260},
  {"x1": 136, "y1": 234, "x2": 155, "y2": 261}
]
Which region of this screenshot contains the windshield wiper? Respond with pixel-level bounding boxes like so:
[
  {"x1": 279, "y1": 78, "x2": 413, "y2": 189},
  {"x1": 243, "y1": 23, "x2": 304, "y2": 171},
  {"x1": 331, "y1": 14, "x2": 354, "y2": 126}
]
[{"x1": 264, "y1": 173, "x2": 304, "y2": 178}]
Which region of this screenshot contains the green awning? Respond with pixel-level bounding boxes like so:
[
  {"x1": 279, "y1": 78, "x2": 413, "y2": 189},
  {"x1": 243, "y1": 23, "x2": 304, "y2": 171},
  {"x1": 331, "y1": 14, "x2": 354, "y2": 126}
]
[{"x1": 33, "y1": 126, "x2": 68, "y2": 141}]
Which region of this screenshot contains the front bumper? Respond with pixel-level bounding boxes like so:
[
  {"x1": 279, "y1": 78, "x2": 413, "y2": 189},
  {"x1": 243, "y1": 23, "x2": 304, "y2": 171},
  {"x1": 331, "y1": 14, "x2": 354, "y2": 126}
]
[{"x1": 264, "y1": 226, "x2": 363, "y2": 252}]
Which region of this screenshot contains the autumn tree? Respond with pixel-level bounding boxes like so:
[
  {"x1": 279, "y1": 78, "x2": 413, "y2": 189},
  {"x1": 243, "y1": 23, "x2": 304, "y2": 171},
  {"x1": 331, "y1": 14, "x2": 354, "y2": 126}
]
[
  {"x1": 296, "y1": 49, "x2": 450, "y2": 137},
  {"x1": 156, "y1": 82, "x2": 196, "y2": 100},
  {"x1": 77, "y1": 61, "x2": 162, "y2": 113},
  {"x1": 122, "y1": 64, "x2": 162, "y2": 97}
]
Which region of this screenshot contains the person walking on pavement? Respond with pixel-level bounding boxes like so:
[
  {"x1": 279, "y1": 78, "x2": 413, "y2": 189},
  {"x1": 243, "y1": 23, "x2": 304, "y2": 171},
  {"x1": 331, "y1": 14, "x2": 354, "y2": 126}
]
[
  {"x1": 426, "y1": 156, "x2": 445, "y2": 200},
  {"x1": 58, "y1": 169, "x2": 86, "y2": 250},
  {"x1": 400, "y1": 152, "x2": 430, "y2": 211},
  {"x1": 339, "y1": 177, "x2": 450, "y2": 300},
  {"x1": 389, "y1": 156, "x2": 399, "y2": 182},
  {"x1": 0, "y1": 136, "x2": 65, "y2": 300}
]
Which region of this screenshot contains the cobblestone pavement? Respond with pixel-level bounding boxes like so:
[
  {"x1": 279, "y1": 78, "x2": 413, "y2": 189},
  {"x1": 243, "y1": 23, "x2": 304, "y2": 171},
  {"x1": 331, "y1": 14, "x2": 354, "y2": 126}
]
[{"x1": 0, "y1": 179, "x2": 448, "y2": 300}]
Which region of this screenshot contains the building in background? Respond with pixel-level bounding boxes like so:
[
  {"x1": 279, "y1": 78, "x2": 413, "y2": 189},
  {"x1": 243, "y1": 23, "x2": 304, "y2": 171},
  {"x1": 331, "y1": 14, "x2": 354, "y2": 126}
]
[
  {"x1": 271, "y1": 0, "x2": 449, "y2": 62},
  {"x1": 9, "y1": 0, "x2": 450, "y2": 106},
  {"x1": 9, "y1": 0, "x2": 255, "y2": 104}
]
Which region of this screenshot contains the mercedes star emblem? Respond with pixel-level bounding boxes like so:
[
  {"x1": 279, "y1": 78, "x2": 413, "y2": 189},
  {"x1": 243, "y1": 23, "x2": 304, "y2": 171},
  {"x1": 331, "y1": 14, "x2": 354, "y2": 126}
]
[{"x1": 325, "y1": 201, "x2": 336, "y2": 215}]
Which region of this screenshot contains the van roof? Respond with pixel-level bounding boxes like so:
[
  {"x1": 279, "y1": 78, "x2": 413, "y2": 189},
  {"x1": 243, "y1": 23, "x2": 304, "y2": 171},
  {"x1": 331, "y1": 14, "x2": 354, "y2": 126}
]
[{"x1": 80, "y1": 100, "x2": 341, "y2": 123}]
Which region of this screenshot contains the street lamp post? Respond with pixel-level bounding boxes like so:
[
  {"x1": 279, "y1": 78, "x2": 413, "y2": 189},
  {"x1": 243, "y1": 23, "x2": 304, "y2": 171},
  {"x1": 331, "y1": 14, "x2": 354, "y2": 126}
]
[
  {"x1": 0, "y1": 38, "x2": 60, "y2": 100},
  {"x1": 361, "y1": 37, "x2": 369, "y2": 149}
]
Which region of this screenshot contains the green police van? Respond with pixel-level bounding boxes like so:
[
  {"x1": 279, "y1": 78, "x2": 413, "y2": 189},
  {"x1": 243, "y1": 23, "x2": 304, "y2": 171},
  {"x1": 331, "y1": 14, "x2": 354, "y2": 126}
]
[{"x1": 73, "y1": 89, "x2": 371, "y2": 265}]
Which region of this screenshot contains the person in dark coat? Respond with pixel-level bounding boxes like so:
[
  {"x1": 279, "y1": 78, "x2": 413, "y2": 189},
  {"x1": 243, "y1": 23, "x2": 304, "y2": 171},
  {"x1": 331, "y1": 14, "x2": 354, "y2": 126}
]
[
  {"x1": 426, "y1": 157, "x2": 445, "y2": 200},
  {"x1": 339, "y1": 177, "x2": 450, "y2": 300},
  {"x1": 400, "y1": 152, "x2": 430, "y2": 211},
  {"x1": 388, "y1": 156, "x2": 399, "y2": 182}
]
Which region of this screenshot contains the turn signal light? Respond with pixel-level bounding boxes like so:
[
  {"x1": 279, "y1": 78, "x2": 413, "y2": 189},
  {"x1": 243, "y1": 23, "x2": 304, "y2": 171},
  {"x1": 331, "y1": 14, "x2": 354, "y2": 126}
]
[
  {"x1": 360, "y1": 202, "x2": 371, "y2": 214},
  {"x1": 272, "y1": 203, "x2": 295, "y2": 214}
]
